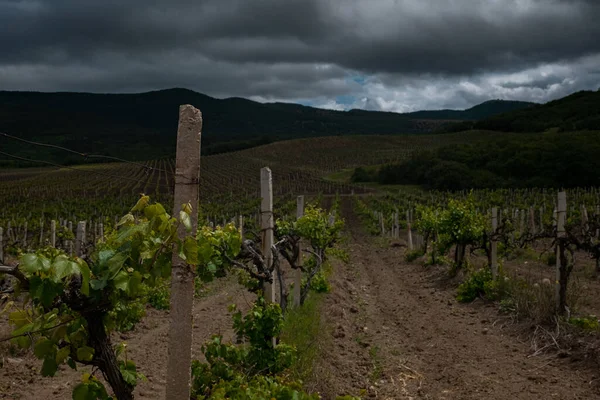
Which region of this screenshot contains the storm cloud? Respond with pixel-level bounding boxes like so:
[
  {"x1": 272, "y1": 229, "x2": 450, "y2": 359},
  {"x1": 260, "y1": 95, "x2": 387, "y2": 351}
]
[{"x1": 1, "y1": 0, "x2": 599, "y2": 111}]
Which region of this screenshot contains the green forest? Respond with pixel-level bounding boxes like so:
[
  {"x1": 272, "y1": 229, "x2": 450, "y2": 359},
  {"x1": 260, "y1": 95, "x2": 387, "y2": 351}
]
[
  {"x1": 355, "y1": 130, "x2": 600, "y2": 190},
  {"x1": 440, "y1": 89, "x2": 600, "y2": 133}
]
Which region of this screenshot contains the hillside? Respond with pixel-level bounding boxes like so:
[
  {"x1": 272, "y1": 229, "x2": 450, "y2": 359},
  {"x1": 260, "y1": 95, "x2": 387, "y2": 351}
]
[
  {"x1": 472, "y1": 89, "x2": 600, "y2": 132},
  {"x1": 0, "y1": 130, "x2": 503, "y2": 210},
  {"x1": 405, "y1": 99, "x2": 536, "y2": 120},
  {"x1": 0, "y1": 89, "x2": 531, "y2": 166}
]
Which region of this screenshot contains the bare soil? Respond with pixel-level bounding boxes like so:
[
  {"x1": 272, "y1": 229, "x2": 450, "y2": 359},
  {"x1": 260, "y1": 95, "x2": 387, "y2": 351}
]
[
  {"x1": 311, "y1": 199, "x2": 600, "y2": 399},
  {"x1": 2, "y1": 198, "x2": 600, "y2": 399}
]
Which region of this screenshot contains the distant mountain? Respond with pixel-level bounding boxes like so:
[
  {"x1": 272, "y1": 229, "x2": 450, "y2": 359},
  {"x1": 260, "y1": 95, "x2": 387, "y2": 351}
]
[
  {"x1": 472, "y1": 89, "x2": 600, "y2": 132},
  {"x1": 0, "y1": 88, "x2": 538, "y2": 166},
  {"x1": 406, "y1": 99, "x2": 537, "y2": 120}
]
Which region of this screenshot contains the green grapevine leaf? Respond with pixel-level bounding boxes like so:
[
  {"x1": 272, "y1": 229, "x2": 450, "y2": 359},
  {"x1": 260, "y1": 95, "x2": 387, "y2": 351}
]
[
  {"x1": 14, "y1": 335, "x2": 32, "y2": 348},
  {"x1": 182, "y1": 237, "x2": 199, "y2": 265},
  {"x1": 131, "y1": 195, "x2": 150, "y2": 212},
  {"x1": 117, "y1": 213, "x2": 135, "y2": 227},
  {"x1": 76, "y1": 346, "x2": 95, "y2": 362},
  {"x1": 51, "y1": 324, "x2": 68, "y2": 342},
  {"x1": 67, "y1": 358, "x2": 77, "y2": 370},
  {"x1": 127, "y1": 271, "x2": 143, "y2": 296},
  {"x1": 30, "y1": 278, "x2": 61, "y2": 308},
  {"x1": 106, "y1": 253, "x2": 128, "y2": 278},
  {"x1": 197, "y1": 241, "x2": 213, "y2": 264},
  {"x1": 53, "y1": 255, "x2": 81, "y2": 281},
  {"x1": 119, "y1": 360, "x2": 138, "y2": 386},
  {"x1": 78, "y1": 261, "x2": 91, "y2": 296},
  {"x1": 56, "y1": 346, "x2": 70, "y2": 364},
  {"x1": 89, "y1": 279, "x2": 107, "y2": 291},
  {"x1": 20, "y1": 253, "x2": 50, "y2": 274},
  {"x1": 72, "y1": 384, "x2": 90, "y2": 400},
  {"x1": 113, "y1": 271, "x2": 129, "y2": 292},
  {"x1": 34, "y1": 338, "x2": 54, "y2": 359},
  {"x1": 8, "y1": 310, "x2": 30, "y2": 328},
  {"x1": 207, "y1": 262, "x2": 217, "y2": 274},
  {"x1": 97, "y1": 249, "x2": 116, "y2": 266},
  {"x1": 41, "y1": 356, "x2": 58, "y2": 377},
  {"x1": 144, "y1": 203, "x2": 166, "y2": 219}
]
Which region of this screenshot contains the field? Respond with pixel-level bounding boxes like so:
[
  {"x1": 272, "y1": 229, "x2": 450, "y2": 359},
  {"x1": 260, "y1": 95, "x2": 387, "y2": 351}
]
[
  {"x1": 0, "y1": 131, "x2": 503, "y2": 247},
  {"x1": 3, "y1": 130, "x2": 600, "y2": 399}
]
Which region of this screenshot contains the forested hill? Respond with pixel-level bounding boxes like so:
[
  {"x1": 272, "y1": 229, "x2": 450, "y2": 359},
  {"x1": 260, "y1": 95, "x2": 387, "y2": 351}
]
[
  {"x1": 405, "y1": 99, "x2": 536, "y2": 120},
  {"x1": 472, "y1": 89, "x2": 600, "y2": 132},
  {"x1": 0, "y1": 88, "x2": 533, "y2": 165}
]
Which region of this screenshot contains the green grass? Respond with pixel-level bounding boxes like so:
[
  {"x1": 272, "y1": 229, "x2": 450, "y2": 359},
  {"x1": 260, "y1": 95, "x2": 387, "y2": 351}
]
[
  {"x1": 355, "y1": 181, "x2": 425, "y2": 194},
  {"x1": 368, "y1": 345, "x2": 383, "y2": 382},
  {"x1": 324, "y1": 165, "x2": 424, "y2": 195},
  {"x1": 280, "y1": 256, "x2": 339, "y2": 384},
  {"x1": 324, "y1": 168, "x2": 355, "y2": 183},
  {"x1": 280, "y1": 292, "x2": 328, "y2": 382}
]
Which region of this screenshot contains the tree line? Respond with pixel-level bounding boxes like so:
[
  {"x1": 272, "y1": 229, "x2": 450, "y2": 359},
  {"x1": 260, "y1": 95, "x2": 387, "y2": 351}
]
[{"x1": 353, "y1": 131, "x2": 600, "y2": 190}]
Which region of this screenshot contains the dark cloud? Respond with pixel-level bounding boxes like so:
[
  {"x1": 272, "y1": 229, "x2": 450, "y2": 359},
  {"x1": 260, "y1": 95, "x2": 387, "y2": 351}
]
[{"x1": 0, "y1": 0, "x2": 599, "y2": 110}]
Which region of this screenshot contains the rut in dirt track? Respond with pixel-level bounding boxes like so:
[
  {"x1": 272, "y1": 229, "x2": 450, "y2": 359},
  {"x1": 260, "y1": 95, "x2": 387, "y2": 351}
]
[{"x1": 316, "y1": 198, "x2": 599, "y2": 399}]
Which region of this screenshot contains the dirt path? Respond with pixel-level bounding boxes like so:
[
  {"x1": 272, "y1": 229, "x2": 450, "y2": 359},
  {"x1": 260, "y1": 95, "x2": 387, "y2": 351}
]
[{"x1": 315, "y1": 198, "x2": 600, "y2": 399}]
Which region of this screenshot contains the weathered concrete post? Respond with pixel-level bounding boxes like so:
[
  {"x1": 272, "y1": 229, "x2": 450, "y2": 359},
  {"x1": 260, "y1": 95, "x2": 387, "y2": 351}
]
[
  {"x1": 294, "y1": 195, "x2": 304, "y2": 307},
  {"x1": 556, "y1": 192, "x2": 567, "y2": 313},
  {"x1": 23, "y1": 222, "x2": 28, "y2": 249},
  {"x1": 39, "y1": 218, "x2": 44, "y2": 246},
  {"x1": 50, "y1": 220, "x2": 56, "y2": 248},
  {"x1": 165, "y1": 105, "x2": 202, "y2": 400},
  {"x1": 581, "y1": 204, "x2": 589, "y2": 232},
  {"x1": 75, "y1": 221, "x2": 86, "y2": 257},
  {"x1": 261, "y1": 167, "x2": 275, "y2": 304},
  {"x1": 67, "y1": 221, "x2": 73, "y2": 255},
  {"x1": 406, "y1": 210, "x2": 413, "y2": 251},
  {"x1": 491, "y1": 207, "x2": 498, "y2": 279},
  {"x1": 529, "y1": 207, "x2": 536, "y2": 234}
]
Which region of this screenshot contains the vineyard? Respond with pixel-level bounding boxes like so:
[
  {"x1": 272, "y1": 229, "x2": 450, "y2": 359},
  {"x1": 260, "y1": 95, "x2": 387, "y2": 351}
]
[
  {"x1": 3, "y1": 123, "x2": 600, "y2": 399},
  {"x1": 354, "y1": 187, "x2": 600, "y2": 324},
  {"x1": 0, "y1": 130, "x2": 505, "y2": 253},
  {"x1": 0, "y1": 108, "x2": 353, "y2": 400}
]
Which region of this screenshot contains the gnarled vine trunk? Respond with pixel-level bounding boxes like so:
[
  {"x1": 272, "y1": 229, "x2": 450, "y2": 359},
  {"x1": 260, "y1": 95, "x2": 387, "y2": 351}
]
[
  {"x1": 557, "y1": 243, "x2": 571, "y2": 316},
  {"x1": 85, "y1": 313, "x2": 134, "y2": 400},
  {"x1": 275, "y1": 259, "x2": 288, "y2": 315},
  {"x1": 452, "y1": 243, "x2": 467, "y2": 275}
]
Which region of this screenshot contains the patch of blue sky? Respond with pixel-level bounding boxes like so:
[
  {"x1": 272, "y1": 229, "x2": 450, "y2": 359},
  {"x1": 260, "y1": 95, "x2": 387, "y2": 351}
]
[
  {"x1": 347, "y1": 74, "x2": 367, "y2": 85},
  {"x1": 335, "y1": 95, "x2": 356, "y2": 105}
]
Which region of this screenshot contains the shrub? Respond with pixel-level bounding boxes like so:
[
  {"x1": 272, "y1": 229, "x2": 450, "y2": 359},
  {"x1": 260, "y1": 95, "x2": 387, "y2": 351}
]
[
  {"x1": 417, "y1": 194, "x2": 486, "y2": 274},
  {"x1": 107, "y1": 299, "x2": 147, "y2": 332},
  {"x1": 569, "y1": 315, "x2": 600, "y2": 331},
  {"x1": 309, "y1": 271, "x2": 331, "y2": 293},
  {"x1": 146, "y1": 282, "x2": 170, "y2": 310},
  {"x1": 191, "y1": 298, "x2": 319, "y2": 399},
  {"x1": 502, "y1": 276, "x2": 556, "y2": 324},
  {"x1": 457, "y1": 268, "x2": 506, "y2": 303}
]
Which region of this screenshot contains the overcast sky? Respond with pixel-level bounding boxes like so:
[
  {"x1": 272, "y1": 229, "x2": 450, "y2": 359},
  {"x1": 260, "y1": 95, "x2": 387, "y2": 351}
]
[{"x1": 1, "y1": 0, "x2": 599, "y2": 112}]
